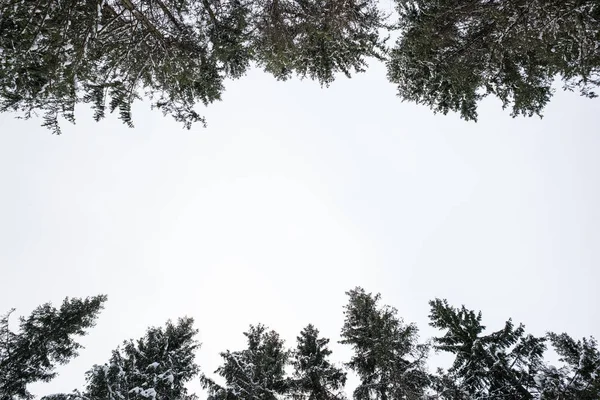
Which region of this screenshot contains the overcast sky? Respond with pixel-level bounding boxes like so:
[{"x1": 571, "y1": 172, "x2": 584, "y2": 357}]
[{"x1": 1, "y1": 60, "x2": 599, "y2": 398}]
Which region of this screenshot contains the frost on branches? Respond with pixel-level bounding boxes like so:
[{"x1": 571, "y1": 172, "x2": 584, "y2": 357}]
[
  {"x1": 202, "y1": 324, "x2": 288, "y2": 400},
  {"x1": 0, "y1": 296, "x2": 107, "y2": 400},
  {"x1": 83, "y1": 317, "x2": 200, "y2": 400},
  {"x1": 0, "y1": 0, "x2": 385, "y2": 133},
  {"x1": 388, "y1": 0, "x2": 600, "y2": 121},
  {"x1": 2, "y1": 290, "x2": 598, "y2": 400}
]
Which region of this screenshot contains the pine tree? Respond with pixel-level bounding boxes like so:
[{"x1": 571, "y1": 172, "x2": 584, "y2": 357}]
[
  {"x1": 428, "y1": 298, "x2": 546, "y2": 399},
  {"x1": 289, "y1": 324, "x2": 346, "y2": 400},
  {"x1": 0, "y1": 295, "x2": 107, "y2": 400},
  {"x1": 251, "y1": 0, "x2": 387, "y2": 85},
  {"x1": 0, "y1": 0, "x2": 231, "y2": 133},
  {"x1": 340, "y1": 287, "x2": 430, "y2": 400},
  {"x1": 82, "y1": 317, "x2": 200, "y2": 400},
  {"x1": 537, "y1": 333, "x2": 600, "y2": 400},
  {"x1": 0, "y1": 0, "x2": 99, "y2": 134},
  {"x1": 387, "y1": 0, "x2": 600, "y2": 121},
  {"x1": 202, "y1": 324, "x2": 289, "y2": 400},
  {"x1": 0, "y1": 0, "x2": 385, "y2": 133}
]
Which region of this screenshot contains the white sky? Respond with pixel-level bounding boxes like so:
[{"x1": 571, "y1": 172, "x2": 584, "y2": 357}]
[{"x1": 1, "y1": 61, "x2": 599, "y2": 397}]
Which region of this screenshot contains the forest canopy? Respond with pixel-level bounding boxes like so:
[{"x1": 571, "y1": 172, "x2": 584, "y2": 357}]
[
  {"x1": 1, "y1": 288, "x2": 599, "y2": 400},
  {"x1": 1, "y1": 0, "x2": 598, "y2": 132}
]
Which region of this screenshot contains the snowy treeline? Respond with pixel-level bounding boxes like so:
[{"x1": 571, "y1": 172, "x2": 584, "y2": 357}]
[{"x1": 1, "y1": 288, "x2": 598, "y2": 400}]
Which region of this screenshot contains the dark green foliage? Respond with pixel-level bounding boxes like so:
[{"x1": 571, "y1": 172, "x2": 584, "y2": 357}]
[
  {"x1": 83, "y1": 317, "x2": 200, "y2": 400},
  {"x1": 290, "y1": 324, "x2": 346, "y2": 400},
  {"x1": 0, "y1": 0, "x2": 385, "y2": 133},
  {"x1": 428, "y1": 298, "x2": 547, "y2": 399},
  {"x1": 538, "y1": 333, "x2": 600, "y2": 400},
  {"x1": 251, "y1": 0, "x2": 387, "y2": 85},
  {"x1": 2, "y1": 289, "x2": 598, "y2": 400},
  {"x1": 0, "y1": 0, "x2": 101, "y2": 134},
  {"x1": 388, "y1": 0, "x2": 600, "y2": 121},
  {"x1": 202, "y1": 324, "x2": 289, "y2": 400},
  {"x1": 39, "y1": 393, "x2": 84, "y2": 400},
  {"x1": 2, "y1": 0, "x2": 600, "y2": 131},
  {"x1": 340, "y1": 287, "x2": 430, "y2": 400},
  {"x1": 0, "y1": 0, "x2": 230, "y2": 133},
  {"x1": 0, "y1": 296, "x2": 107, "y2": 400}
]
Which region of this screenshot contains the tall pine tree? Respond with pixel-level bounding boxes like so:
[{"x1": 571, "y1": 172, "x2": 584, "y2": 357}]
[
  {"x1": 82, "y1": 317, "x2": 200, "y2": 400},
  {"x1": 0, "y1": 0, "x2": 386, "y2": 133},
  {"x1": 537, "y1": 333, "x2": 600, "y2": 400},
  {"x1": 251, "y1": 0, "x2": 386, "y2": 85},
  {"x1": 203, "y1": 324, "x2": 289, "y2": 400},
  {"x1": 290, "y1": 324, "x2": 346, "y2": 400},
  {"x1": 0, "y1": 0, "x2": 230, "y2": 133},
  {"x1": 340, "y1": 287, "x2": 430, "y2": 400},
  {"x1": 388, "y1": 0, "x2": 600, "y2": 121},
  {"x1": 428, "y1": 298, "x2": 546, "y2": 399},
  {"x1": 0, "y1": 296, "x2": 107, "y2": 400}
]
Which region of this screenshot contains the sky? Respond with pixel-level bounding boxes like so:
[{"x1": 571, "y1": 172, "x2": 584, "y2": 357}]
[{"x1": 1, "y1": 60, "x2": 599, "y2": 397}]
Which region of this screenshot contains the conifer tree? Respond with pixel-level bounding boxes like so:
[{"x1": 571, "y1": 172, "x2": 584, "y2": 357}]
[
  {"x1": 340, "y1": 287, "x2": 430, "y2": 400},
  {"x1": 428, "y1": 298, "x2": 546, "y2": 399},
  {"x1": 83, "y1": 317, "x2": 200, "y2": 400},
  {"x1": 0, "y1": 0, "x2": 385, "y2": 133},
  {"x1": 388, "y1": 0, "x2": 600, "y2": 121},
  {"x1": 537, "y1": 333, "x2": 600, "y2": 400},
  {"x1": 290, "y1": 324, "x2": 346, "y2": 400},
  {"x1": 203, "y1": 324, "x2": 289, "y2": 400},
  {"x1": 0, "y1": 0, "x2": 231, "y2": 133},
  {"x1": 251, "y1": 0, "x2": 387, "y2": 85},
  {"x1": 0, "y1": 296, "x2": 107, "y2": 400}
]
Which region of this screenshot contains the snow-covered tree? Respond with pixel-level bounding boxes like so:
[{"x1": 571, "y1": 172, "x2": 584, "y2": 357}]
[
  {"x1": 428, "y1": 298, "x2": 546, "y2": 399},
  {"x1": 0, "y1": 0, "x2": 385, "y2": 133},
  {"x1": 82, "y1": 317, "x2": 200, "y2": 400},
  {"x1": 203, "y1": 324, "x2": 289, "y2": 400},
  {"x1": 0, "y1": 296, "x2": 107, "y2": 400},
  {"x1": 0, "y1": 0, "x2": 232, "y2": 133},
  {"x1": 251, "y1": 0, "x2": 386, "y2": 85},
  {"x1": 39, "y1": 317, "x2": 200, "y2": 400},
  {"x1": 388, "y1": 0, "x2": 600, "y2": 121},
  {"x1": 537, "y1": 333, "x2": 600, "y2": 400},
  {"x1": 340, "y1": 287, "x2": 430, "y2": 400},
  {"x1": 289, "y1": 324, "x2": 346, "y2": 400}
]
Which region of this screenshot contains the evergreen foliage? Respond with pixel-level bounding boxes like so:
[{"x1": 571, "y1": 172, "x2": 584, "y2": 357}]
[
  {"x1": 2, "y1": 0, "x2": 599, "y2": 130},
  {"x1": 537, "y1": 333, "x2": 600, "y2": 399},
  {"x1": 83, "y1": 317, "x2": 200, "y2": 400},
  {"x1": 0, "y1": 296, "x2": 107, "y2": 400},
  {"x1": 340, "y1": 287, "x2": 430, "y2": 400},
  {"x1": 2, "y1": 290, "x2": 598, "y2": 400},
  {"x1": 428, "y1": 298, "x2": 546, "y2": 399},
  {"x1": 0, "y1": 0, "x2": 385, "y2": 133},
  {"x1": 202, "y1": 324, "x2": 289, "y2": 400},
  {"x1": 388, "y1": 0, "x2": 600, "y2": 121},
  {"x1": 290, "y1": 324, "x2": 346, "y2": 400}
]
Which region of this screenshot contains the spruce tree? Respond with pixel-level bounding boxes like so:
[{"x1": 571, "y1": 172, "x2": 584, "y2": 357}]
[
  {"x1": 82, "y1": 317, "x2": 200, "y2": 400},
  {"x1": 0, "y1": 0, "x2": 230, "y2": 133},
  {"x1": 428, "y1": 298, "x2": 546, "y2": 399},
  {"x1": 202, "y1": 324, "x2": 289, "y2": 400},
  {"x1": 340, "y1": 287, "x2": 430, "y2": 400},
  {"x1": 251, "y1": 0, "x2": 387, "y2": 85},
  {"x1": 290, "y1": 324, "x2": 346, "y2": 400},
  {"x1": 0, "y1": 0, "x2": 385, "y2": 133},
  {"x1": 537, "y1": 333, "x2": 600, "y2": 400},
  {"x1": 388, "y1": 0, "x2": 600, "y2": 121},
  {"x1": 0, "y1": 296, "x2": 107, "y2": 400}
]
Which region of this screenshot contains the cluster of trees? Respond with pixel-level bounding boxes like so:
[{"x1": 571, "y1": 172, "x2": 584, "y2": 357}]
[
  {"x1": 388, "y1": 0, "x2": 600, "y2": 121},
  {"x1": 1, "y1": 288, "x2": 599, "y2": 400},
  {"x1": 1, "y1": 0, "x2": 598, "y2": 132}
]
